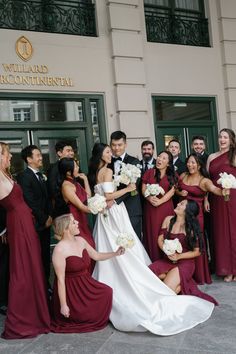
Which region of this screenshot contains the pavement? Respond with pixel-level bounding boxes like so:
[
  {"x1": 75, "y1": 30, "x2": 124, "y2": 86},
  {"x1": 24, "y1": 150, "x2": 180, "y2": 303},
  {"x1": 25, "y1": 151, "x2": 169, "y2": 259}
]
[{"x1": 0, "y1": 276, "x2": 236, "y2": 354}]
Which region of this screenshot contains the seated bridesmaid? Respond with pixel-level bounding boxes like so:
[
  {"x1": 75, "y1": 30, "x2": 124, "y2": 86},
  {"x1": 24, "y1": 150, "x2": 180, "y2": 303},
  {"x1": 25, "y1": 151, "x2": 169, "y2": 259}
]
[
  {"x1": 149, "y1": 200, "x2": 218, "y2": 305},
  {"x1": 51, "y1": 213, "x2": 125, "y2": 333}
]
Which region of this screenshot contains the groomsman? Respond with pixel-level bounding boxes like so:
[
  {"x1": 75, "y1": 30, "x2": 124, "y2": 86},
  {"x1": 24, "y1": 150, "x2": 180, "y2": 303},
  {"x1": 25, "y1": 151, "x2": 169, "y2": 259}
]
[
  {"x1": 109, "y1": 131, "x2": 142, "y2": 239},
  {"x1": 140, "y1": 140, "x2": 156, "y2": 176},
  {"x1": 47, "y1": 140, "x2": 74, "y2": 217},
  {"x1": 168, "y1": 139, "x2": 186, "y2": 175},
  {"x1": 17, "y1": 145, "x2": 52, "y2": 288},
  {"x1": 191, "y1": 135, "x2": 209, "y2": 166}
]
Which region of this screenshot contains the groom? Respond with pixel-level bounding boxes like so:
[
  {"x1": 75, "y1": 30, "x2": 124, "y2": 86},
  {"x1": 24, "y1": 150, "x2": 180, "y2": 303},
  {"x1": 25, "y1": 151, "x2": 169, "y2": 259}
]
[{"x1": 109, "y1": 131, "x2": 142, "y2": 240}]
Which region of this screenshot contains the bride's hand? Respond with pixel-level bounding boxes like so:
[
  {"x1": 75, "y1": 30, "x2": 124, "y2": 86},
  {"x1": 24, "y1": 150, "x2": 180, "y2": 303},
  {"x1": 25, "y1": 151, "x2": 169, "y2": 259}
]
[
  {"x1": 126, "y1": 183, "x2": 136, "y2": 192},
  {"x1": 115, "y1": 246, "x2": 125, "y2": 256}
]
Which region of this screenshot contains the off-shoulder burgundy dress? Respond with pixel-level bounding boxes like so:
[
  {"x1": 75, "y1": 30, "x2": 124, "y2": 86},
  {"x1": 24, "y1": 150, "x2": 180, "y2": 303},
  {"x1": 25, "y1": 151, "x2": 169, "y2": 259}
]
[
  {"x1": 142, "y1": 169, "x2": 174, "y2": 261},
  {"x1": 209, "y1": 152, "x2": 236, "y2": 276},
  {"x1": 178, "y1": 179, "x2": 212, "y2": 285},
  {"x1": 0, "y1": 183, "x2": 50, "y2": 339},
  {"x1": 51, "y1": 249, "x2": 112, "y2": 333},
  {"x1": 149, "y1": 229, "x2": 217, "y2": 305}
]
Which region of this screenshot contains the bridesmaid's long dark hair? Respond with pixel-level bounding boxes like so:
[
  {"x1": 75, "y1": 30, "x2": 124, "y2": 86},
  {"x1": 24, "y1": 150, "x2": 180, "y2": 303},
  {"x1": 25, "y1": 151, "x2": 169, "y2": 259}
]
[
  {"x1": 54, "y1": 158, "x2": 75, "y2": 212},
  {"x1": 155, "y1": 150, "x2": 178, "y2": 189},
  {"x1": 220, "y1": 128, "x2": 236, "y2": 167},
  {"x1": 87, "y1": 143, "x2": 110, "y2": 193},
  {"x1": 185, "y1": 153, "x2": 209, "y2": 178},
  {"x1": 166, "y1": 200, "x2": 203, "y2": 251}
]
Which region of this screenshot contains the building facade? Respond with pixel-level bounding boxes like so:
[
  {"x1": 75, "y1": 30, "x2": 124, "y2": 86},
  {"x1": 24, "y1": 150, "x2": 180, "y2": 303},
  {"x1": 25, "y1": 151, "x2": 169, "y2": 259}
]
[{"x1": 0, "y1": 0, "x2": 235, "y2": 173}]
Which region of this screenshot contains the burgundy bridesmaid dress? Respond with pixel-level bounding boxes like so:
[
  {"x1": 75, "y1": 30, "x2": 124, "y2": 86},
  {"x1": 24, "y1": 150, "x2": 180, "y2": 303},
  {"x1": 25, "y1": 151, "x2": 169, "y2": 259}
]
[
  {"x1": 178, "y1": 179, "x2": 212, "y2": 285},
  {"x1": 209, "y1": 152, "x2": 236, "y2": 276},
  {"x1": 143, "y1": 169, "x2": 174, "y2": 262},
  {"x1": 51, "y1": 249, "x2": 112, "y2": 333},
  {"x1": 0, "y1": 183, "x2": 50, "y2": 339},
  {"x1": 149, "y1": 229, "x2": 217, "y2": 305},
  {"x1": 66, "y1": 179, "x2": 95, "y2": 249}
]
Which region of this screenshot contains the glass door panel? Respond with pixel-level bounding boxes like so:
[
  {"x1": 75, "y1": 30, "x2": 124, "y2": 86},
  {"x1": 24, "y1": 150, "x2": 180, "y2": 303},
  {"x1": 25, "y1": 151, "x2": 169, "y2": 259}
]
[
  {"x1": 32, "y1": 129, "x2": 88, "y2": 173},
  {"x1": 156, "y1": 126, "x2": 187, "y2": 160},
  {"x1": 0, "y1": 130, "x2": 29, "y2": 176}
]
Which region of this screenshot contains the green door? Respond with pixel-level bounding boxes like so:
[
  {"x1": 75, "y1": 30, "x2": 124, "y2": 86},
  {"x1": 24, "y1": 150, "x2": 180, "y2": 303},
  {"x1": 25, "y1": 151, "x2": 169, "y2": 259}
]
[
  {"x1": 156, "y1": 126, "x2": 217, "y2": 159},
  {"x1": 32, "y1": 129, "x2": 88, "y2": 174}
]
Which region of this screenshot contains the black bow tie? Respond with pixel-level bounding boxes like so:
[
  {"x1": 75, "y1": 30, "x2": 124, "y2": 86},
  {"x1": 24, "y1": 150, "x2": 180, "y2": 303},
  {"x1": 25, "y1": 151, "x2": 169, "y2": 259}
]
[{"x1": 113, "y1": 156, "x2": 122, "y2": 162}]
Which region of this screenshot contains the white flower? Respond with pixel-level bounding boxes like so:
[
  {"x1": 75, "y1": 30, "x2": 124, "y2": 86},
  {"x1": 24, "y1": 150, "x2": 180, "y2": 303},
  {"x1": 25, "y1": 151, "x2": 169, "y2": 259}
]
[
  {"x1": 87, "y1": 194, "x2": 107, "y2": 215},
  {"x1": 217, "y1": 172, "x2": 236, "y2": 189},
  {"x1": 42, "y1": 174, "x2": 47, "y2": 181},
  {"x1": 116, "y1": 232, "x2": 135, "y2": 249},
  {"x1": 144, "y1": 183, "x2": 165, "y2": 198},
  {"x1": 163, "y1": 238, "x2": 183, "y2": 256},
  {"x1": 114, "y1": 163, "x2": 141, "y2": 187}
]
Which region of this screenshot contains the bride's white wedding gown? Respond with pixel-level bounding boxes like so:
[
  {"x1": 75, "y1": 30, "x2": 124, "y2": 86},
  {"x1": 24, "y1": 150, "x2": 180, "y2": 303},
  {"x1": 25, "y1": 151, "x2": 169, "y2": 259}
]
[{"x1": 92, "y1": 182, "x2": 214, "y2": 336}]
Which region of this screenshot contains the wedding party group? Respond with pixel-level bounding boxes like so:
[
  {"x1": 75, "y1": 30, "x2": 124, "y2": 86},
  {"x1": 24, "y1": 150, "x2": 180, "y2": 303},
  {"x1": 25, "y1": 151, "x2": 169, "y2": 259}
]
[{"x1": 0, "y1": 127, "x2": 235, "y2": 340}]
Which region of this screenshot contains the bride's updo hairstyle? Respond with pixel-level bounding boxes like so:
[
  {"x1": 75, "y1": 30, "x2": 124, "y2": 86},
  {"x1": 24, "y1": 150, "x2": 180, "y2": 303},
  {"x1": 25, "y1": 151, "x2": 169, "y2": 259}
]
[
  {"x1": 88, "y1": 142, "x2": 110, "y2": 194},
  {"x1": 167, "y1": 200, "x2": 203, "y2": 252},
  {"x1": 53, "y1": 213, "x2": 72, "y2": 240}
]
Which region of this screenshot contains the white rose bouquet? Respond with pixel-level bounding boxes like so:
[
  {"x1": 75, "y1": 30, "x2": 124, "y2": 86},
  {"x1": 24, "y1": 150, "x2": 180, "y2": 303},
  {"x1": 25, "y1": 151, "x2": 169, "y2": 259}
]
[
  {"x1": 87, "y1": 194, "x2": 107, "y2": 214},
  {"x1": 116, "y1": 232, "x2": 135, "y2": 249},
  {"x1": 163, "y1": 238, "x2": 183, "y2": 256},
  {"x1": 114, "y1": 162, "x2": 141, "y2": 196},
  {"x1": 144, "y1": 183, "x2": 165, "y2": 198},
  {"x1": 217, "y1": 172, "x2": 236, "y2": 201}
]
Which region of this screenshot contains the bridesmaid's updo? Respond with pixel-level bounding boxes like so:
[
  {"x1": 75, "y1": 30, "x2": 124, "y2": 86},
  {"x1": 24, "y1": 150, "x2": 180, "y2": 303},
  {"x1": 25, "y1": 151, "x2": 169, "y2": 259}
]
[
  {"x1": 88, "y1": 143, "x2": 110, "y2": 193},
  {"x1": 53, "y1": 214, "x2": 72, "y2": 240}
]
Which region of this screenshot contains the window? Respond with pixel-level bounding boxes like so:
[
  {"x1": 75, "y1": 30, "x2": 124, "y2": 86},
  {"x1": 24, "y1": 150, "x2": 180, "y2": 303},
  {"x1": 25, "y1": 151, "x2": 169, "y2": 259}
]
[
  {"x1": 13, "y1": 108, "x2": 31, "y2": 122},
  {"x1": 144, "y1": 0, "x2": 209, "y2": 46},
  {"x1": 0, "y1": 0, "x2": 97, "y2": 36}
]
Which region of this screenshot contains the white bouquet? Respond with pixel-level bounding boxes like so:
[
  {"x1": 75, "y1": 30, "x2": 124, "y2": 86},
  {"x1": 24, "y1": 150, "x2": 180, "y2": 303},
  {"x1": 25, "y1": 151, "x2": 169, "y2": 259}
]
[
  {"x1": 116, "y1": 232, "x2": 135, "y2": 249},
  {"x1": 144, "y1": 183, "x2": 165, "y2": 198},
  {"x1": 163, "y1": 238, "x2": 183, "y2": 256},
  {"x1": 87, "y1": 194, "x2": 107, "y2": 214},
  {"x1": 114, "y1": 162, "x2": 141, "y2": 196},
  {"x1": 217, "y1": 172, "x2": 236, "y2": 201}
]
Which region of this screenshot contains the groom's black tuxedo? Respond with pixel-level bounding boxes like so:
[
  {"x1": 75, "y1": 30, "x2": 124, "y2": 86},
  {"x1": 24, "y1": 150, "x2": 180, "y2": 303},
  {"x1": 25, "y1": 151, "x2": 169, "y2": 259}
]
[
  {"x1": 17, "y1": 167, "x2": 52, "y2": 283},
  {"x1": 109, "y1": 153, "x2": 142, "y2": 239}
]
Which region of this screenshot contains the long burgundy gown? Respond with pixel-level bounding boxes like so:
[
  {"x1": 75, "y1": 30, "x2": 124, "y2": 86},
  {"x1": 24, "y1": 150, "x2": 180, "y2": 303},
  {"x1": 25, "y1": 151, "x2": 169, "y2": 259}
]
[
  {"x1": 66, "y1": 179, "x2": 95, "y2": 249},
  {"x1": 143, "y1": 169, "x2": 174, "y2": 262},
  {"x1": 149, "y1": 229, "x2": 217, "y2": 305},
  {"x1": 178, "y1": 179, "x2": 212, "y2": 285},
  {"x1": 0, "y1": 183, "x2": 50, "y2": 339},
  {"x1": 209, "y1": 152, "x2": 236, "y2": 276},
  {"x1": 51, "y1": 249, "x2": 112, "y2": 333}
]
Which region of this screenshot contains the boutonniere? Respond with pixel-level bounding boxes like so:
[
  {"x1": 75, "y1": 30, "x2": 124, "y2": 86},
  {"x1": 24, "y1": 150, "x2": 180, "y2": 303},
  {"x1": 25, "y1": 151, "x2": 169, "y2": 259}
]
[
  {"x1": 174, "y1": 165, "x2": 178, "y2": 171},
  {"x1": 42, "y1": 174, "x2": 47, "y2": 181}
]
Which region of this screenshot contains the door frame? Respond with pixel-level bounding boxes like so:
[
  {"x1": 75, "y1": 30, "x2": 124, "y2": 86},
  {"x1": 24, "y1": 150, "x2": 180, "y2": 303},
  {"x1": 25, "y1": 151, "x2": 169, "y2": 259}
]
[{"x1": 152, "y1": 95, "x2": 218, "y2": 157}]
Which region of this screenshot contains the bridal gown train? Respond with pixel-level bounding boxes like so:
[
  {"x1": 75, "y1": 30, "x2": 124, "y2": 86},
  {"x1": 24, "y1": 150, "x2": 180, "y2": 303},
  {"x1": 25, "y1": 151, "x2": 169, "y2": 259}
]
[{"x1": 92, "y1": 182, "x2": 214, "y2": 336}]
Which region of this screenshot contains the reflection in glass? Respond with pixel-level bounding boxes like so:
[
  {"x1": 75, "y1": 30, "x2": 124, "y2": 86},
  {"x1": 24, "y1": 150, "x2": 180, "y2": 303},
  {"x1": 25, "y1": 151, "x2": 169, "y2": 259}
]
[
  {"x1": 0, "y1": 100, "x2": 86, "y2": 122},
  {"x1": 155, "y1": 100, "x2": 211, "y2": 121},
  {"x1": 90, "y1": 101, "x2": 99, "y2": 142},
  {"x1": 3, "y1": 139, "x2": 25, "y2": 177}
]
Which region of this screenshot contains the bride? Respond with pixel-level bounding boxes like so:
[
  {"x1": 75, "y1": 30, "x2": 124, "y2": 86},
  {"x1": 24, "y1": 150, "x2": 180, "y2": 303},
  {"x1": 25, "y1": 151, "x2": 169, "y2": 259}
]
[{"x1": 88, "y1": 143, "x2": 215, "y2": 336}]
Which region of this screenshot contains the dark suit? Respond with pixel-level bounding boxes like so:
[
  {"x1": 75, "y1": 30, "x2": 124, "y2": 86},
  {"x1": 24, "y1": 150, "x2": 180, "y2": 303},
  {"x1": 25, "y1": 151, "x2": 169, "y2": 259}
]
[
  {"x1": 17, "y1": 168, "x2": 52, "y2": 283},
  {"x1": 174, "y1": 157, "x2": 187, "y2": 176},
  {"x1": 139, "y1": 158, "x2": 156, "y2": 177},
  {"x1": 0, "y1": 206, "x2": 9, "y2": 307},
  {"x1": 109, "y1": 153, "x2": 142, "y2": 239},
  {"x1": 47, "y1": 161, "x2": 69, "y2": 218}
]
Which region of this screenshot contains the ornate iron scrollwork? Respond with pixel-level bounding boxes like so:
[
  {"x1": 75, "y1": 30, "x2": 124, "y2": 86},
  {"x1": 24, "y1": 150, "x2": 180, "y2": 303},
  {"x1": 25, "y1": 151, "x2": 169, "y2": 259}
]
[
  {"x1": 0, "y1": 0, "x2": 96, "y2": 36},
  {"x1": 145, "y1": 9, "x2": 209, "y2": 47}
]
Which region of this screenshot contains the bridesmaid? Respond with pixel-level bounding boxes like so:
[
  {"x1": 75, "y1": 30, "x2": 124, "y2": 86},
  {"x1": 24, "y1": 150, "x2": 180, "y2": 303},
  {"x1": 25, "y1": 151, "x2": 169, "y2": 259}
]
[
  {"x1": 56, "y1": 157, "x2": 95, "y2": 250},
  {"x1": 177, "y1": 153, "x2": 228, "y2": 285},
  {"x1": 149, "y1": 199, "x2": 217, "y2": 305},
  {"x1": 51, "y1": 213, "x2": 124, "y2": 333},
  {"x1": 142, "y1": 151, "x2": 176, "y2": 261},
  {"x1": 0, "y1": 143, "x2": 50, "y2": 339},
  {"x1": 207, "y1": 128, "x2": 236, "y2": 282}
]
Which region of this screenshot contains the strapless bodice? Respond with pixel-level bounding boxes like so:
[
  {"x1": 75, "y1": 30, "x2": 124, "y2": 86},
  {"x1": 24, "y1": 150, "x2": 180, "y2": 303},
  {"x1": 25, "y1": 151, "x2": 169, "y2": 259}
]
[{"x1": 94, "y1": 182, "x2": 115, "y2": 196}]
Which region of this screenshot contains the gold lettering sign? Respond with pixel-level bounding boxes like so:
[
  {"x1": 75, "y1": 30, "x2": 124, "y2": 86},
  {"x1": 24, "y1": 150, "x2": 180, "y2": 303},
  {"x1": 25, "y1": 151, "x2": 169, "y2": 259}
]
[{"x1": 15, "y1": 36, "x2": 33, "y2": 61}]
